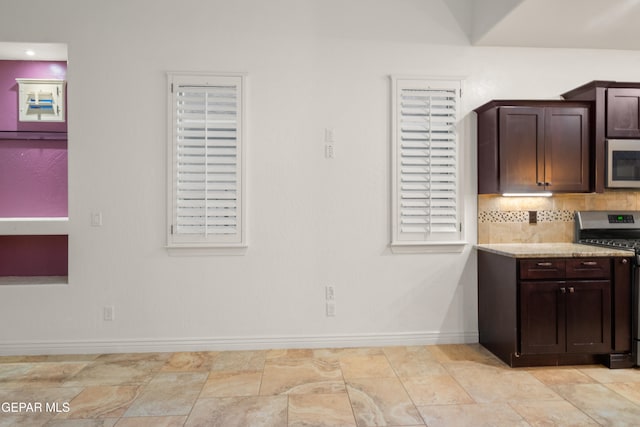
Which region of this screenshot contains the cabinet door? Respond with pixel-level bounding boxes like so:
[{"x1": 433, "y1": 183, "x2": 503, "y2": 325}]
[
  {"x1": 520, "y1": 281, "x2": 566, "y2": 354},
  {"x1": 499, "y1": 107, "x2": 544, "y2": 192},
  {"x1": 565, "y1": 280, "x2": 611, "y2": 354},
  {"x1": 607, "y1": 88, "x2": 640, "y2": 138},
  {"x1": 545, "y1": 107, "x2": 590, "y2": 192}
]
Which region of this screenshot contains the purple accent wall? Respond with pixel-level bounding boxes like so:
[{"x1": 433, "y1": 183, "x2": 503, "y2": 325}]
[
  {"x1": 0, "y1": 139, "x2": 68, "y2": 217},
  {"x1": 0, "y1": 235, "x2": 68, "y2": 276},
  {"x1": 0, "y1": 60, "x2": 68, "y2": 277},
  {"x1": 0, "y1": 60, "x2": 67, "y2": 132},
  {"x1": 0, "y1": 60, "x2": 68, "y2": 217}
]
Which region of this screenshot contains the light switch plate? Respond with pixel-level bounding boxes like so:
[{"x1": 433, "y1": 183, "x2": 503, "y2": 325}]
[{"x1": 91, "y1": 212, "x2": 103, "y2": 227}]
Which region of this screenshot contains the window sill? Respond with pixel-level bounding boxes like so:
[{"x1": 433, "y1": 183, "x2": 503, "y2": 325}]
[
  {"x1": 390, "y1": 241, "x2": 468, "y2": 254},
  {"x1": 166, "y1": 244, "x2": 248, "y2": 256}
]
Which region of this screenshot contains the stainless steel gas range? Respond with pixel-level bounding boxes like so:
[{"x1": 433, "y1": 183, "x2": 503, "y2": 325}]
[{"x1": 576, "y1": 211, "x2": 640, "y2": 366}]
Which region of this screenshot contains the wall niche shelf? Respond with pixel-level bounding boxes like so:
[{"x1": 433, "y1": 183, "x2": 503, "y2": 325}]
[
  {"x1": 0, "y1": 131, "x2": 67, "y2": 141},
  {"x1": 0, "y1": 217, "x2": 69, "y2": 236},
  {"x1": 0, "y1": 233, "x2": 68, "y2": 284},
  {"x1": 0, "y1": 276, "x2": 68, "y2": 286}
]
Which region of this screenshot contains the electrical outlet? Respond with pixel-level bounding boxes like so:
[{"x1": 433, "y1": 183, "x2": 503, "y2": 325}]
[
  {"x1": 326, "y1": 301, "x2": 336, "y2": 317},
  {"x1": 325, "y1": 144, "x2": 334, "y2": 159},
  {"x1": 324, "y1": 128, "x2": 335, "y2": 143},
  {"x1": 325, "y1": 285, "x2": 335, "y2": 301},
  {"x1": 529, "y1": 210, "x2": 537, "y2": 224},
  {"x1": 103, "y1": 306, "x2": 115, "y2": 321}
]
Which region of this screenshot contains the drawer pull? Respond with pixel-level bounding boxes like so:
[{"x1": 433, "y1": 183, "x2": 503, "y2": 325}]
[
  {"x1": 581, "y1": 261, "x2": 598, "y2": 266},
  {"x1": 569, "y1": 287, "x2": 575, "y2": 293},
  {"x1": 536, "y1": 262, "x2": 554, "y2": 267},
  {"x1": 560, "y1": 287, "x2": 566, "y2": 294}
]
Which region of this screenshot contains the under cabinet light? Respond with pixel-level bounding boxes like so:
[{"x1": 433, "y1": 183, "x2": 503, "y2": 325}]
[{"x1": 502, "y1": 192, "x2": 553, "y2": 197}]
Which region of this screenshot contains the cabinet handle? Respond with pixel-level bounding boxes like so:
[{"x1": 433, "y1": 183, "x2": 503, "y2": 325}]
[
  {"x1": 581, "y1": 261, "x2": 598, "y2": 266},
  {"x1": 545, "y1": 182, "x2": 552, "y2": 186},
  {"x1": 569, "y1": 287, "x2": 575, "y2": 293},
  {"x1": 537, "y1": 182, "x2": 544, "y2": 186},
  {"x1": 536, "y1": 262, "x2": 553, "y2": 267},
  {"x1": 622, "y1": 259, "x2": 629, "y2": 264},
  {"x1": 560, "y1": 287, "x2": 566, "y2": 294}
]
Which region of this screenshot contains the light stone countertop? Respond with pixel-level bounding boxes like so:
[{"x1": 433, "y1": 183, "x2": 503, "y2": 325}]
[{"x1": 476, "y1": 243, "x2": 635, "y2": 258}]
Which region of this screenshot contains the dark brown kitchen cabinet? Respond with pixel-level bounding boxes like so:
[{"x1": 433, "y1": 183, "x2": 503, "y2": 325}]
[
  {"x1": 520, "y1": 279, "x2": 611, "y2": 355},
  {"x1": 520, "y1": 258, "x2": 611, "y2": 356},
  {"x1": 563, "y1": 81, "x2": 640, "y2": 192},
  {"x1": 498, "y1": 107, "x2": 542, "y2": 193},
  {"x1": 478, "y1": 250, "x2": 633, "y2": 368},
  {"x1": 520, "y1": 281, "x2": 566, "y2": 355},
  {"x1": 607, "y1": 88, "x2": 640, "y2": 138},
  {"x1": 475, "y1": 100, "x2": 591, "y2": 194}
]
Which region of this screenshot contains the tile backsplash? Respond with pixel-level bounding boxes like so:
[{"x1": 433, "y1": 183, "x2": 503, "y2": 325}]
[{"x1": 478, "y1": 191, "x2": 640, "y2": 244}]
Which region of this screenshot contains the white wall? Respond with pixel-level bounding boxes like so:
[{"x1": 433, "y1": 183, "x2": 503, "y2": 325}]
[{"x1": 2, "y1": 0, "x2": 640, "y2": 354}]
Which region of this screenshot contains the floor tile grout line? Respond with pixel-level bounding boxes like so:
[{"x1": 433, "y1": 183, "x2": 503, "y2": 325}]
[
  {"x1": 257, "y1": 364, "x2": 265, "y2": 397},
  {"x1": 506, "y1": 398, "x2": 600, "y2": 427},
  {"x1": 336, "y1": 351, "x2": 360, "y2": 427},
  {"x1": 599, "y1": 381, "x2": 640, "y2": 409},
  {"x1": 545, "y1": 364, "x2": 640, "y2": 414},
  {"x1": 382, "y1": 346, "x2": 428, "y2": 426},
  {"x1": 180, "y1": 363, "x2": 211, "y2": 427},
  {"x1": 424, "y1": 347, "x2": 479, "y2": 408}
]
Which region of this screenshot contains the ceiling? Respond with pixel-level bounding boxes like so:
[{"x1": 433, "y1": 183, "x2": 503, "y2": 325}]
[
  {"x1": 445, "y1": 0, "x2": 640, "y2": 50},
  {"x1": 1, "y1": 1, "x2": 640, "y2": 59}
]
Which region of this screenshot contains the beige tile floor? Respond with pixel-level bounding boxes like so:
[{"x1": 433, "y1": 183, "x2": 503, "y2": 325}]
[{"x1": 1, "y1": 344, "x2": 640, "y2": 426}]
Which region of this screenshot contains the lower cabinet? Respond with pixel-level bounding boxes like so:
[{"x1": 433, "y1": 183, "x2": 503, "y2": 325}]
[
  {"x1": 520, "y1": 280, "x2": 611, "y2": 355},
  {"x1": 478, "y1": 251, "x2": 633, "y2": 368}
]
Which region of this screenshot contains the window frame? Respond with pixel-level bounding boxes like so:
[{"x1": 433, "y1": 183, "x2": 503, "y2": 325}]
[
  {"x1": 166, "y1": 72, "x2": 247, "y2": 255},
  {"x1": 390, "y1": 75, "x2": 466, "y2": 253}
]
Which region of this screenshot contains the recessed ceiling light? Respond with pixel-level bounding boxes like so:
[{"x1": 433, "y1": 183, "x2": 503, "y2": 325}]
[{"x1": 25, "y1": 49, "x2": 35, "y2": 56}]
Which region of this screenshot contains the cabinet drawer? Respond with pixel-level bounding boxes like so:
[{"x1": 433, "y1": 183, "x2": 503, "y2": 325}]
[
  {"x1": 520, "y1": 259, "x2": 565, "y2": 279},
  {"x1": 566, "y1": 258, "x2": 610, "y2": 279}
]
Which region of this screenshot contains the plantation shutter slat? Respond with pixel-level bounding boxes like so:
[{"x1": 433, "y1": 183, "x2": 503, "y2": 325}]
[
  {"x1": 169, "y1": 74, "x2": 245, "y2": 247},
  {"x1": 392, "y1": 78, "x2": 461, "y2": 244}
]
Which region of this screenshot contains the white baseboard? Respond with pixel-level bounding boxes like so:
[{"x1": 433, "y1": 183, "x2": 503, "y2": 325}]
[{"x1": 0, "y1": 331, "x2": 479, "y2": 356}]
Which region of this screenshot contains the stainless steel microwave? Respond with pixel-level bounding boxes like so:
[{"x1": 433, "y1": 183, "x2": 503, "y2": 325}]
[{"x1": 607, "y1": 139, "x2": 640, "y2": 188}]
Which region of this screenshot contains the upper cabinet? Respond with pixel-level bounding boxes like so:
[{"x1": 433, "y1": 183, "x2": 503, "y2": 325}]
[
  {"x1": 475, "y1": 100, "x2": 591, "y2": 194},
  {"x1": 563, "y1": 81, "x2": 640, "y2": 192},
  {"x1": 606, "y1": 88, "x2": 640, "y2": 138}
]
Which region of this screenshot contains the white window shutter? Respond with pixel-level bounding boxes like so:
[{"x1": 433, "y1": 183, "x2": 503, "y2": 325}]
[
  {"x1": 391, "y1": 77, "x2": 462, "y2": 246},
  {"x1": 167, "y1": 73, "x2": 246, "y2": 249}
]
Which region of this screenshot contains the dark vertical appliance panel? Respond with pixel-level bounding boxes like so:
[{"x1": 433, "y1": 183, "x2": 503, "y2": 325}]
[{"x1": 477, "y1": 250, "x2": 518, "y2": 364}]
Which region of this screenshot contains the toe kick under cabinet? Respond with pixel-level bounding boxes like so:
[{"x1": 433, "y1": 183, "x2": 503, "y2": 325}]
[{"x1": 478, "y1": 249, "x2": 634, "y2": 368}]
